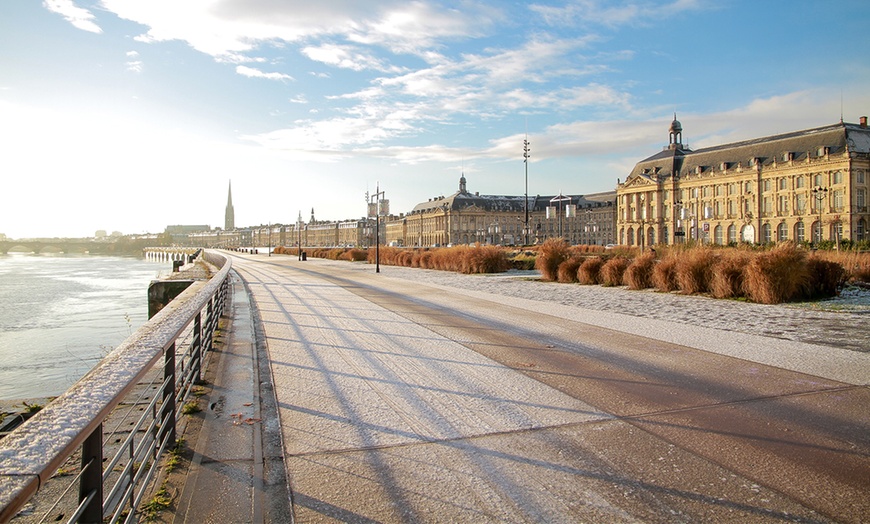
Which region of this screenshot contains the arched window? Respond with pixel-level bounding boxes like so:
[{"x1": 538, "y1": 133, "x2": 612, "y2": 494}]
[
  {"x1": 858, "y1": 219, "x2": 867, "y2": 242},
  {"x1": 795, "y1": 222, "x2": 805, "y2": 243},
  {"x1": 813, "y1": 221, "x2": 823, "y2": 243},
  {"x1": 727, "y1": 224, "x2": 737, "y2": 244},
  {"x1": 627, "y1": 228, "x2": 635, "y2": 246},
  {"x1": 777, "y1": 223, "x2": 788, "y2": 242},
  {"x1": 762, "y1": 223, "x2": 772, "y2": 243},
  {"x1": 714, "y1": 225, "x2": 723, "y2": 245},
  {"x1": 647, "y1": 227, "x2": 655, "y2": 246},
  {"x1": 662, "y1": 226, "x2": 669, "y2": 244}
]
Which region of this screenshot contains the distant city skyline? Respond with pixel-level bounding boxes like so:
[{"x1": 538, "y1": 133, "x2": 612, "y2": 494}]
[{"x1": 1, "y1": 0, "x2": 870, "y2": 238}]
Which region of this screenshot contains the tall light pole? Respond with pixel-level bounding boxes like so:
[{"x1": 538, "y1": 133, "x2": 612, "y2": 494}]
[
  {"x1": 550, "y1": 193, "x2": 571, "y2": 239},
  {"x1": 523, "y1": 136, "x2": 530, "y2": 245},
  {"x1": 368, "y1": 183, "x2": 386, "y2": 272},
  {"x1": 297, "y1": 211, "x2": 303, "y2": 260},
  {"x1": 812, "y1": 186, "x2": 828, "y2": 248}
]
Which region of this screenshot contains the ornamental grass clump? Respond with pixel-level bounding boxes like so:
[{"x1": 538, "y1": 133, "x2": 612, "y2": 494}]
[
  {"x1": 557, "y1": 257, "x2": 583, "y2": 283},
  {"x1": 804, "y1": 257, "x2": 847, "y2": 299},
  {"x1": 600, "y1": 257, "x2": 630, "y2": 287},
  {"x1": 462, "y1": 244, "x2": 510, "y2": 274},
  {"x1": 536, "y1": 238, "x2": 570, "y2": 281},
  {"x1": 709, "y1": 251, "x2": 751, "y2": 299},
  {"x1": 675, "y1": 247, "x2": 717, "y2": 294},
  {"x1": 624, "y1": 253, "x2": 656, "y2": 290},
  {"x1": 577, "y1": 256, "x2": 604, "y2": 285},
  {"x1": 652, "y1": 256, "x2": 679, "y2": 292},
  {"x1": 743, "y1": 243, "x2": 809, "y2": 304}
]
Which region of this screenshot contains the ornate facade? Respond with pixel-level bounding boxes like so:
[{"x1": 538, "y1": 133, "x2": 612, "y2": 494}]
[
  {"x1": 386, "y1": 174, "x2": 616, "y2": 247},
  {"x1": 617, "y1": 117, "x2": 870, "y2": 247}
]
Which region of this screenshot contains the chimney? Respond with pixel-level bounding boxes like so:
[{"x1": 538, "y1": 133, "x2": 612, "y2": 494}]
[{"x1": 860, "y1": 116, "x2": 868, "y2": 128}]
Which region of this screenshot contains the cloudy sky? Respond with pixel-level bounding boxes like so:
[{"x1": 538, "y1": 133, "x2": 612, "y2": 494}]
[{"x1": 2, "y1": 0, "x2": 869, "y2": 238}]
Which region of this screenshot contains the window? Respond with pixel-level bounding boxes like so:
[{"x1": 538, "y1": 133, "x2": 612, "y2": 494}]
[
  {"x1": 858, "y1": 171, "x2": 866, "y2": 184},
  {"x1": 728, "y1": 200, "x2": 737, "y2": 216},
  {"x1": 779, "y1": 178, "x2": 788, "y2": 190},
  {"x1": 691, "y1": 187, "x2": 699, "y2": 198},
  {"x1": 778, "y1": 195, "x2": 789, "y2": 214},
  {"x1": 763, "y1": 197, "x2": 773, "y2": 214},
  {"x1": 858, "y1": 189, "x2": 866, "y2": 210},
  {"x1": 858, "y1": 219, "x2": 866, "y2": 242},
  {"x1": 728, "y1": 224, "x2": 737, "y2": 243},
  {"x1": 714, "y1": 225, "x2": 724, "y2": 245},
  {"x1": 777, "y1": 223, "x2": 788, "y2": 242},
  {"x1": 795, "y1": 221, "x2": 805, "y2": 243},
  {"x1": 814, "y1": 173, "x2": 823, "y2": 186},
  {"x1": 796, "y1": 194, "x2": 807, "y2": 213},
  {"x1": 833, "y1": 171, "x2": 843, "y2": 184},
  {"x1": 762, "y1": 223, "x2": 772, "y2": 243},
  {"x1": 745, "y1": 181, "x2": 753, "y2": 193},
  {"x1": 728, "y1": 183, "x2": 736, "y2": 196},
  {"x1": 833, "y1": 190, "x2": 844, "y2": 211},
  {"x1": 763, "y1": 179, "x2": 772, "y2": 192},
  {"x1": 796, "y1": 176, "x2": 805, "y2": 189}
]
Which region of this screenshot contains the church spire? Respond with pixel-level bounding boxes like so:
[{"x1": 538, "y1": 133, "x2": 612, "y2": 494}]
[{"x1": 225, "y1": 180, "x2": 235, "y2": 230}]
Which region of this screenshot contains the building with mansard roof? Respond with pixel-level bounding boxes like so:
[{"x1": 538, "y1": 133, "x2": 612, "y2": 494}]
[
  {"x1": 617, "y1": 116, "x2": 870, "y2": 248},
  {"x1": 387, "y1": 174, "x2": 616, "y2": 247}
]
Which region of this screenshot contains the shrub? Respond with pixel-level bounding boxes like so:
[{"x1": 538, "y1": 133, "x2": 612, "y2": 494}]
[
  {"x1": 710, "y1": 251, "x2": 750, "y2": 299},
  {"x1": 624, "y1": 253, "x2": 656, "y2": 290},
  {"x1": 535, "y1": 238, "x2": 570, "y2": 281},
  {"x1": 557, "y1": 257, "x2": 583, "y2": 283},
  {"x1": 600, "y1": 257, "x2": 630, "y2": 287},
  {"x1": 652, "y1": 256, "x2": 679, "y2": 292},
  {"x1": 804, "y1": 257, "x2": 846, "y2": 299},
  {"x1": 675, "y1": 248, "x2": 717, "y2": 294},
  {"x1": 578, "y1": 257, "x2": 604, "y2": 285},
  {"x1": 743, "y1": 243, "x2": 809, "y2": 304},
  {"x1": 462, "y1": 245, "x2": 510, "y2": 274}
]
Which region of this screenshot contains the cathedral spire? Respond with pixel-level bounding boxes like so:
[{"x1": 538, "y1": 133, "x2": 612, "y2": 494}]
[{"x1": 225, "y1": 180, "x2": 235, "y2": 230}]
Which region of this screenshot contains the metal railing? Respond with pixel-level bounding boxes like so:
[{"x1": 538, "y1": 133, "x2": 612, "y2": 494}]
[{"x1": 0, "y1": 250, "x2": 231, "y2": 523}]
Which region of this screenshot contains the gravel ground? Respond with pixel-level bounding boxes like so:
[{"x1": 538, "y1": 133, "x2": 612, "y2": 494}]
[{"x1": 359, "y1": 264, "x2": 870, "y2": 354}]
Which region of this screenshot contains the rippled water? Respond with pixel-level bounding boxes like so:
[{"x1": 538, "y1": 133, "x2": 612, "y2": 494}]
[{"x1": 0, "y1": 254, "x2": 166, "y2": 400}]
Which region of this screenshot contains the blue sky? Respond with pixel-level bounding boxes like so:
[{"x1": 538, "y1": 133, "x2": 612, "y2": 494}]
[{"x1": 2, "y1": 0, "x2": 869, "y2": 238}]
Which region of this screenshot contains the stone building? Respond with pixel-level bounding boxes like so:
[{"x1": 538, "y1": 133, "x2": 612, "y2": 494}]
[
  {"x1": 386, "y1": 174, "x2": 616, "y2": 247},
  {"x1": 617, "y1": 116, "x2": 870, "y2": 248}
]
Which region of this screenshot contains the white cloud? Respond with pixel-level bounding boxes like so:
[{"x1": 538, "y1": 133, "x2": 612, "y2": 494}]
[
  {"x1": 43, "y1": 0, "x2": 102, "y2": 33},
  {"x1": 235, "y1": 65, "x2": 293, "y2": 81},
  {"x1": 301, "y1": 43, "x2": 404, "y2": 73}
]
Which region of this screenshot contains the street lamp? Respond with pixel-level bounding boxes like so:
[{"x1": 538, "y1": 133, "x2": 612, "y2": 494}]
[
  {"x1": 674, "y1": 200, "x2": 684, "y2": 244},
  {"x1": 297, "y1": 211, "x2": 303, "y2": 260},
  {"x1": 812, "y1": 186, "x2": 828, "y2": 248},
  {"x1": 367, "y1": 184, "x2": 386, "y2": 272},
  {"x1": 584, "y1": 208, "x2": 598, "y2": 245},
  {"x1": 550, "y1": 192, "x2": 571, "y2": 239},
  {"x1": 523, "y1": 137, "x2": 530, "y2": 245}
]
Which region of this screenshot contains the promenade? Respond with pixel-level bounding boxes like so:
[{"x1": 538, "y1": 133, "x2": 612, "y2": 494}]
[{"x1": 167, "y1": 252, "x2": 870, "y2": 523}]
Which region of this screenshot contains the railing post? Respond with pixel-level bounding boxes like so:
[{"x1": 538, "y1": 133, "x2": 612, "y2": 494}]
[
  {"x1": 79, "y1": 424, "x2": 103, "y2": 523},
  {"x1": 163, "y1": 342, "x2": 176, "y2": 445},
  {"x1": 193, "y1": 312, "x2": 203, "y2": 382}
]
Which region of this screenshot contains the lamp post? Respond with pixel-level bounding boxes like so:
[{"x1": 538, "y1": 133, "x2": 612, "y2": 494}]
[
  {"x1": 523, "y1": 137, "x2": 530, "y2": 245},
  {"x1": 674, "y1": 200, "x2": 684, "y2": 244},
  {"x1": 812, "y1": 186, "x2": 828, "y2": 248},
  {"x1": 368, "y1": 184, "x2": 386, "y2": 272},
  {"x1": 550, "y1": 192, "x2": 571, "y2": 239},
  {"x1": 297, "y1": 211, "x2": 303, "y2": 261},
  {"x1": 584, "y1": 208, "x2": 598, "y2": 245}
]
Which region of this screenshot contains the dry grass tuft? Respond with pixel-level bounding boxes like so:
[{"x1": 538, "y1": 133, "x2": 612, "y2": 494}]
[
  {"x1": 675, "y1": 248, "x2": 717, "y2": 294},
  {"x1": 600, "y1": 257, "x2": 630, "y2": 287},
  {"x1": 578, "y1": 257, "x2": 604, "y2": 285},
  {"x1": 535, "y1": 238, "x2": 570, "y2": 281},
  {"x1": 743, "y1": 243, "x2": 809, "y2": 304},
  {"x1": 709, "y1": 251, "x2": 751, "y2": 299},
  {"x1": 624, "y1": 253, "x2": 656, "y2": 290},
  {"x1": 557, "y1": 257, "x2": 583, "y2": 283},
  {"x1": 652, "y1": 256, "x2": 679, "y2": 292}
]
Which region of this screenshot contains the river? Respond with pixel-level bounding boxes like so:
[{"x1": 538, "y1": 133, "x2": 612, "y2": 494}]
[{"x1": 0, "y1": 254, "x2": 167, "y2": 400}]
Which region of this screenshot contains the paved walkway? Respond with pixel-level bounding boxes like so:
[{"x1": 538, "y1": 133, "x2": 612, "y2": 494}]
[{"x1": 168, "y1": 254, "x2": 870, "y2": 523}]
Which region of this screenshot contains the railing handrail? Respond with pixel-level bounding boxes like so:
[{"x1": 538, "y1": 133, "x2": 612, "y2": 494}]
[{"x1": 0, "y1": 250, "x2": 231, "y2": 522}]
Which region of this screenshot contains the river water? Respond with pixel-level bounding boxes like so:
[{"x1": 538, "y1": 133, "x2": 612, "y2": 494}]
[{"x1": 0, "y1": 254, "x2": 167, "y2": 400}]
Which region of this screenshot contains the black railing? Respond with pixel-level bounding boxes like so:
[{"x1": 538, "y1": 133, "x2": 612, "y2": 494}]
[{"x1": 0, "y1": 250, "x2": 231, "y2": 523}]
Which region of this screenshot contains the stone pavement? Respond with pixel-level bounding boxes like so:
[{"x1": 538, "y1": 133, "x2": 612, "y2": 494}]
[{"x1": 167, "y1": 271, "x2": 291, "y2": 524}]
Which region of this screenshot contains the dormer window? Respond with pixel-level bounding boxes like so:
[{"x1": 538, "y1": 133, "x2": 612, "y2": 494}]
[
  {"x1": 782, "y1": 152, "x2": 793, "y2": 162},
  {"x1": 817, "y1": 146, "x2": 829, "y2": 157},
  {"x1": 720, "y1": 162, "x2": 729, "y2": 171}
]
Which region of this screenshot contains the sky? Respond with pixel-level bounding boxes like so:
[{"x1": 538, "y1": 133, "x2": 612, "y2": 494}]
[{"x1": 2, "y1": 0, "x2": 870, "y2": 239}]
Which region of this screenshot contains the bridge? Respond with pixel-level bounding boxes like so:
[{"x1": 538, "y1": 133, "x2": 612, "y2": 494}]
[
  {"x1": 0, "y1": 240, "x2": 114, "y2": 255},
  {"x1": 1, "y1": 250, "x2": 869, "y2": 523}
]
